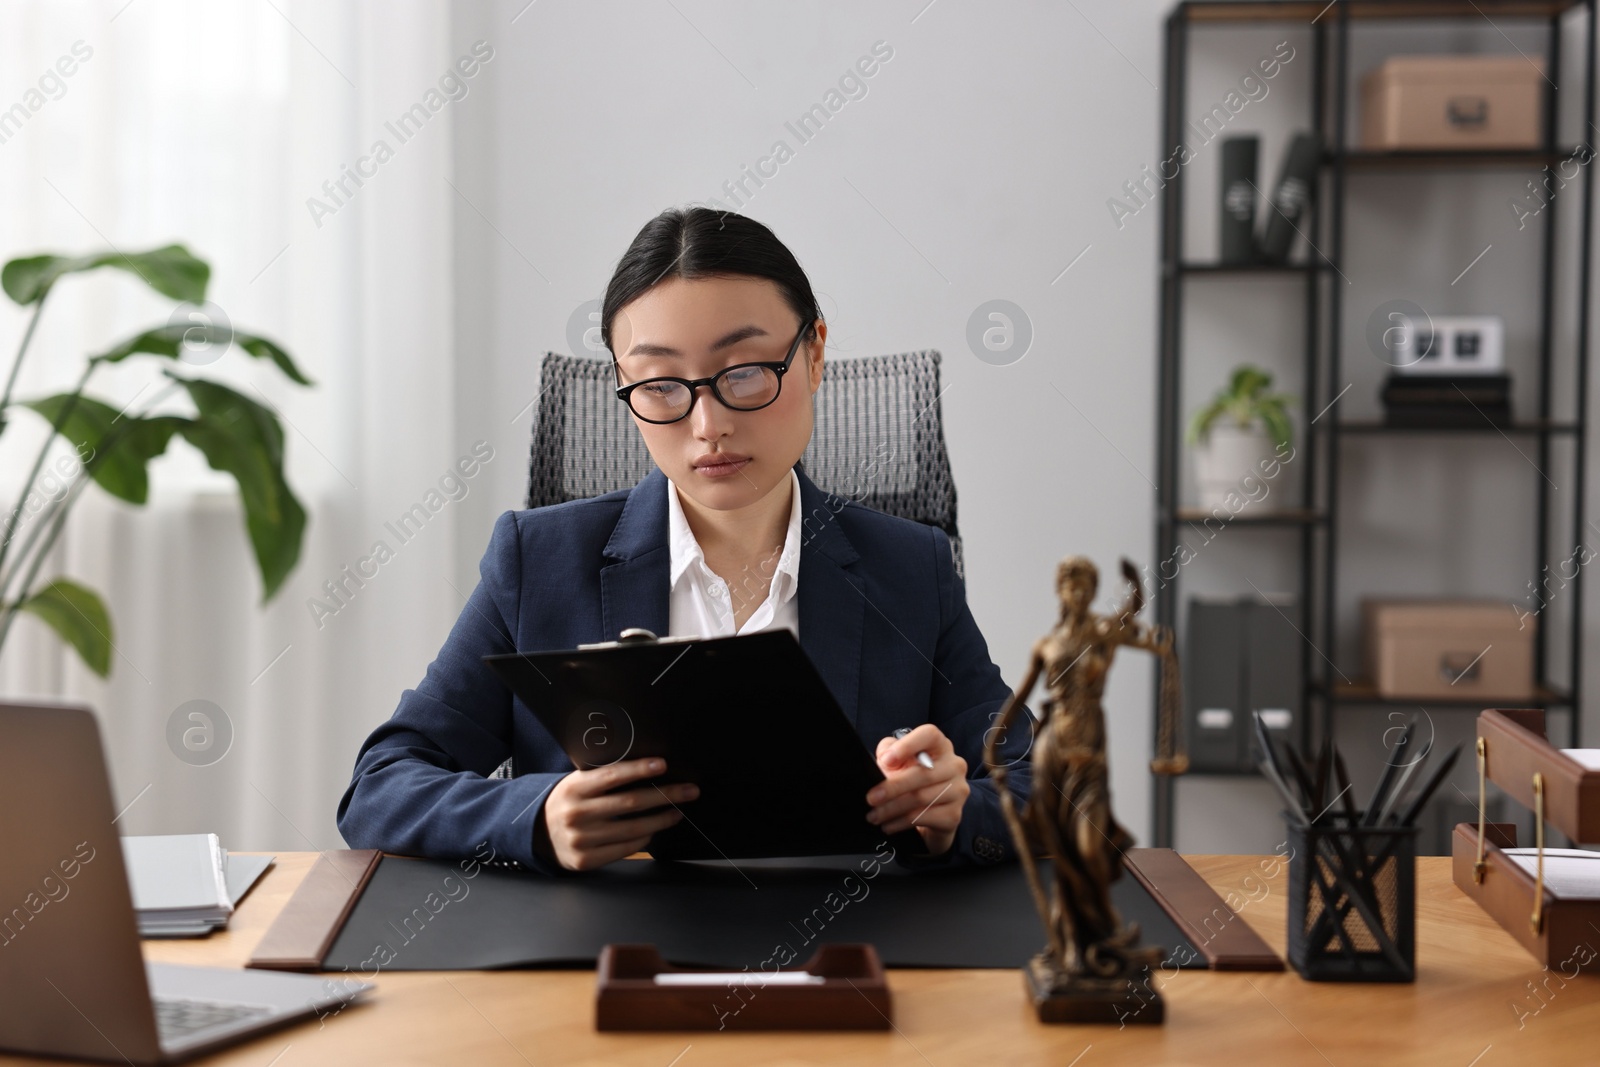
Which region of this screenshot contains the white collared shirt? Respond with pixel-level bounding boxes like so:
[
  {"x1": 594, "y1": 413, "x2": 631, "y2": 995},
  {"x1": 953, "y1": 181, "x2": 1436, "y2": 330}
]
[{"x1": 666, "y1": 467, "x2": 802, "y2": 640}]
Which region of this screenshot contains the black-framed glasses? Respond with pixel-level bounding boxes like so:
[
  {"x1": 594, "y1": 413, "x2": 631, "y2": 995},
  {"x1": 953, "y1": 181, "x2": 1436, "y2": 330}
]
[{"x1": 613, "y1": 320, "x2": 810, "y2": 424}]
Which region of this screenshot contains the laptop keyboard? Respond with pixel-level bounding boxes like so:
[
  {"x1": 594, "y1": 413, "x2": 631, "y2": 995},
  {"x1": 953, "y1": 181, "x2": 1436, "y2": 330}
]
[{"x1": 154, "y1": 996, "x2": 274, "y2": 1042}]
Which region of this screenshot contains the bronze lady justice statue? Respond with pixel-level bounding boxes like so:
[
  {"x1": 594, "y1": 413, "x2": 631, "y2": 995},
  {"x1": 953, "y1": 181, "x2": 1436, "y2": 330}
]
[{"x1": 984, "y1": 556, "x2": 1186, "y2": 1021}]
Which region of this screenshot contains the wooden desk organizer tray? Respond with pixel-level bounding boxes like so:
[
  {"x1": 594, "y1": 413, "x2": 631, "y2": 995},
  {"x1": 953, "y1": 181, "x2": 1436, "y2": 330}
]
[
  {"x1": 1452, "y1": 709, "x2": 1600, "y2": 971},
  {"x1": 595, "y1": 943, "x2": 890, "y2": 1031}
]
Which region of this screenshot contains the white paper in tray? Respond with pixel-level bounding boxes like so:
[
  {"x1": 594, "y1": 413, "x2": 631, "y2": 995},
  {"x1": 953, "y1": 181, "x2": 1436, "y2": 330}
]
[
  {"x1": 1560, "y1": 749, "x2": 1600, "y2": 771},
  {"x1": 1503, "y1": 848, "x2": 1600, "y2": 900}
]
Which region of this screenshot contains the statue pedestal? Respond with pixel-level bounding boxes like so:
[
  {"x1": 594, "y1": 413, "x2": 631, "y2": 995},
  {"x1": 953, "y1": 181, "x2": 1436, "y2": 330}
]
[{"x1": 1024, "y1": 952, "x2": 1164, "y2": 1025}]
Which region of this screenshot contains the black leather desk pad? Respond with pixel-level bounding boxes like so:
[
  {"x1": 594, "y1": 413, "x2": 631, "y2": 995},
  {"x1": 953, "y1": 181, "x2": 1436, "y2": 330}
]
[{"x1": 321, "y1": 854, "x2": 1201, "y2": 971}]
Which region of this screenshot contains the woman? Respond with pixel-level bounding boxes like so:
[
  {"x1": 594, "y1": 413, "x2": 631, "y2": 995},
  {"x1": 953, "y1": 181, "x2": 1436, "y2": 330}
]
[{"x1": 337, "y1": 206, "x2": 1033, "y2": 874}]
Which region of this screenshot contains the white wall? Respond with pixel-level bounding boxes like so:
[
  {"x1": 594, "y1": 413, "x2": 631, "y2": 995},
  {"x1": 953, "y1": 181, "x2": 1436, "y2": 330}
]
[{"x1": 441, "y1": 0, "x2": 1599, "y2": 853}]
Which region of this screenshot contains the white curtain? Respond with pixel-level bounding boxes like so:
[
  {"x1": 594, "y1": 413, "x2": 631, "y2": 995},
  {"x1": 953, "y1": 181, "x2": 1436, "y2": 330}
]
[{"x1": 0, "y1": 0, "x2": 467, "y2": 851}]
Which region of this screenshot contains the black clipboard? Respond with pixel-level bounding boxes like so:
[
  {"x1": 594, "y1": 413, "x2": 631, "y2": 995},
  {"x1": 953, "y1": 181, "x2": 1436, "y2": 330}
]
[{"x1": 483, "y1": 629, "x2": 927, "y2": 861}]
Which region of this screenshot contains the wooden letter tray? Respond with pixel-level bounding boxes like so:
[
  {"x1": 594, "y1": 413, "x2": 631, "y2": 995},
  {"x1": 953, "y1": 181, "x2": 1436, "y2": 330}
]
[
  {"x1": 1452, "y1": 709, "x2": 1600, "y2": 971},
  {"x1": 595, "y1": 943, "x2": 891, "y2": 1031}
]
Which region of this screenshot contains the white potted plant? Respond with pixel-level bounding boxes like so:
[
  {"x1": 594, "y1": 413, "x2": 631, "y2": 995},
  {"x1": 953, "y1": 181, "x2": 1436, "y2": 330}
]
[{"x1": 1187, "y1": 365, "x2": 1294, "y2": 511}]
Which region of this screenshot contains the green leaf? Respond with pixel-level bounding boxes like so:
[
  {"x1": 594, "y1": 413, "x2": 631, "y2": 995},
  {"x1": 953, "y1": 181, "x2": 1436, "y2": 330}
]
[
  {"x1": 94, "y1": 323, "x2": 312, "y2": 386},
  {"x1": 1228, "y1": 364, "x2": 1272, "y2": 400},
  {"x1": 166, "y1": 373, "x2": 305, "y2": 600},
  {"x1": 1186, "y1": 397, "x2": 1228, "y2": 445},
  {"x1": 1259, "y1": 406, "x2": 1294, "y2": 451},
  {"x1": 2, "y1": 245, "x2": 209, "y2": 306},
  {"x1": 16, "y1": 578, "x2": 113, "y2": 677},
  {"x1": 18, "y1": 394, "x2": 185, "y2": 505}
]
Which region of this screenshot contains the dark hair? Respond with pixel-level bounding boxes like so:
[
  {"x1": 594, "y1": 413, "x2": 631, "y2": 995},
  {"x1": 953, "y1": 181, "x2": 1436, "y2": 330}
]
[{"x1": 601, "y1": 206, "x2": 822, "y2": 357}]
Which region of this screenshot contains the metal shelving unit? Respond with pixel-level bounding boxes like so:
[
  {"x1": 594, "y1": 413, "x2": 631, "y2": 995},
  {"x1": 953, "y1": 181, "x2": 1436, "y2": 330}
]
[{"x1": 1152, "y1": 0, "x2": 1595, "y2": 848}]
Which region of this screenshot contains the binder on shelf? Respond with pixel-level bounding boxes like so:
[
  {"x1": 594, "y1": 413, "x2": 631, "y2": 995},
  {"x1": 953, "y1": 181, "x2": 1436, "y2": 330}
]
[
  {"x1": 1244, "y1": 597, "x2": 1298, "y2": 768},
  {"x1": 1219, "y1": 136, "x2": 1259, "y2": 265},
  {"x1": 1184, "y1": 599, "x2": 1246, "y2": 772},
  {"x1": 1258, "y1": 132, "x2": 1320, "y2": 263},
  {"x1": 1183, "y1": 597, "x2": 1301, "y2": 773}
]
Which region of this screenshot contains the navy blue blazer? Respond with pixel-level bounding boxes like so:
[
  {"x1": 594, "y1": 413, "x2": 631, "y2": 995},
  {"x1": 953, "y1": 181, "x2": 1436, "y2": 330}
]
[{"x1": 337, "y1": 465, "x2": 1034, "y2": 874}]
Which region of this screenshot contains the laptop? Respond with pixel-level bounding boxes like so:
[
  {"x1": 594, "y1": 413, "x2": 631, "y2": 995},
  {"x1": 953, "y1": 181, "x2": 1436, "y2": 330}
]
[{"x1": 0, "y1": 701, "x2": 372, "y2": 1064}]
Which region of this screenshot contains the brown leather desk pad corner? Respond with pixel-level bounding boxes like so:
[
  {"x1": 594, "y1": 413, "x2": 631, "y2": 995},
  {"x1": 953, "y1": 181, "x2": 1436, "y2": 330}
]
[
  {"x1": 1124, "y1": 847, "x2": 1283, "y2": 971},
  {"x1": 248, "y1": 849, "x2": 381, "y2": 970},
  {"x1": 286, "y1": 851, "x2": 1209, "y2": 972}
]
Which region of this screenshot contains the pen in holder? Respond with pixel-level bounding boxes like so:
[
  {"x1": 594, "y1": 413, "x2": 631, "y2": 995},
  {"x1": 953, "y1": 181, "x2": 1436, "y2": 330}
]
[{"x1": 1286, "y1": 813, "x2": 1418, "y2": 982}]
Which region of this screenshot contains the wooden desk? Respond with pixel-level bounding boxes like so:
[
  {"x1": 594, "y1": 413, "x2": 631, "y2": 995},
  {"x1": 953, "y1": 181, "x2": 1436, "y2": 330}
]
[{"x1": 6, "y1": 853, "x2": 1597, "y2": 1065}]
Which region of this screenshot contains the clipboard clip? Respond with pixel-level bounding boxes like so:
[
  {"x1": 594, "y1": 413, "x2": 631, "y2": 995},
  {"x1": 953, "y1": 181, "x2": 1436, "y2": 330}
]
[{"x1": 577, "y1": 628, "x2": 698, "y2": 650}]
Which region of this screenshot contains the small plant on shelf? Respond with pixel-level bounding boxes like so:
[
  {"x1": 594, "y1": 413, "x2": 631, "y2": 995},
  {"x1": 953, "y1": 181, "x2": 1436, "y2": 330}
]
[{"x1": 1186, "y1": 364, "x2": 1294, "y2": 510}]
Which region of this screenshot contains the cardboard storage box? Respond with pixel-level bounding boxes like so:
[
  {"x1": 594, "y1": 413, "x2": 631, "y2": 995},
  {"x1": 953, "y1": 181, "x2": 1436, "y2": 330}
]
[
  {"x1": 1363, "y1": 599, "x2": 1534, "y2": 701},
  {"x1": 1360, "y1": 55, "x2": 1544, "y2": 150}
]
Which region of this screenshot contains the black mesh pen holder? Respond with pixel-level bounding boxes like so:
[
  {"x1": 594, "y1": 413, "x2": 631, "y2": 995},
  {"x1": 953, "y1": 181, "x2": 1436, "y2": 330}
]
[{"x1": 1287, "y1": 814, "x2": 1418, "y2": 982}]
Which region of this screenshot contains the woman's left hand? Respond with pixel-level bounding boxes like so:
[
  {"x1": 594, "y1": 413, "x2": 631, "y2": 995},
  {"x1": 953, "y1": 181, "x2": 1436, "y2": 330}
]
[{"x1": 867, "y1": 724, "x2": 969, "y2": 856}]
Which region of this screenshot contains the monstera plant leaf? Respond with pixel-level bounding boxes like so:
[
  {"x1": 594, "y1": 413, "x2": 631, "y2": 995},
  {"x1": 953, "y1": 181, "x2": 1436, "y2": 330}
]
[
  {"x1": 168, "y1": 374, "x2": 307, "y2": 601},
  {"x1": 19, "y1": 395, "x2": 185, "y2": 505},
  {"x1": 1, "y1": 245, "x2": 208, "y2": 306},
  {"x1": 15, "y1": 579, "x2": 112, "y2": 677},
  {"x1": 0, "y1": 243, "x2": 312, "y2": 677},
  {"x1": 96, "y1": 323, "x2": 311, "y2": 386}
]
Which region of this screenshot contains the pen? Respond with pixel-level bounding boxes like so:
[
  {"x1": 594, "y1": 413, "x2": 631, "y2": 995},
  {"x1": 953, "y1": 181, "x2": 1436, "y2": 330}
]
[
  {"x1": 1362, "y1": 716, "x2": 1414, "y2": 827},
  {"x1": 1392, "y1": 743, "x2": 1462, "y2": 828},
  {"x1": 1251, "y1": 714, "x2": 1309, "y2": 827},
  {"x1": 1375, "y1": 735, "x2": 1431, "y2": 826},
  {"x1": 892, "y1": 728, "x2": 936, "y2": 770}
]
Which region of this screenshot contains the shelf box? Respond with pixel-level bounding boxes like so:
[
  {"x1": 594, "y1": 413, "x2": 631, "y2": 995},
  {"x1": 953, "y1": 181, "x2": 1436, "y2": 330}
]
[
  {"x1": 1362, "y1": 600, "x2": 1536, "y2": 703},
  {"x1": 1360, "y1": 55, "x2": 1544, "y2": 151}
]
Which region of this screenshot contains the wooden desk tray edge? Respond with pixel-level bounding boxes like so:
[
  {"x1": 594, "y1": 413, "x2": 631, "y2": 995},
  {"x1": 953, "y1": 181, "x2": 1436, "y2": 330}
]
[
  {"x1": 1478, "y1": 709, "x2": 1600, "y2": 844},
  {"x1": 595, "y1": 943, "x2": 891, "y2": 1031},
  {"x1": 1450, "y1": 821, "x2": 1600, "y2": 971}
]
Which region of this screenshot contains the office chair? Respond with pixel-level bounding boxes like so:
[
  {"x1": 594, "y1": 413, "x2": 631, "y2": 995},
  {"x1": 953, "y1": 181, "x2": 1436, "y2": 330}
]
[
  {"x1": 492, "y1": 348, "x2": 962, "y2": 780},
  {"x1": 525, "y1": 349, "x2": 962, "y2": 561}
]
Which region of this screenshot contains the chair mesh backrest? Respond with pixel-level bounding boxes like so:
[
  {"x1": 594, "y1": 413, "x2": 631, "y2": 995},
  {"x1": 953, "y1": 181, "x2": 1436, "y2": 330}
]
[{"x1": 525, "y1": 350, "x2": 961, "y2": 575}]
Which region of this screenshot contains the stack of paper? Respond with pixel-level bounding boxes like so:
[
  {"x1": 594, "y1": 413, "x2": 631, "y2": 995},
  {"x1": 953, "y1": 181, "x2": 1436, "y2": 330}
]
[
  {"x1": 122, "y1": 834, "x2": 275, "y2": 938},
  {"x1": 1503, "y1": 848, "x2": 1600, "y2": 900}
]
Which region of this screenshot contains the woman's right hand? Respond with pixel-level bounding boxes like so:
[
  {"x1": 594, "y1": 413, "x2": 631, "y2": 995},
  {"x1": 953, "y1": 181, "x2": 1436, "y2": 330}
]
[{"x1": 533, "y1": 757, "x2": 699, "y2": 871}]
